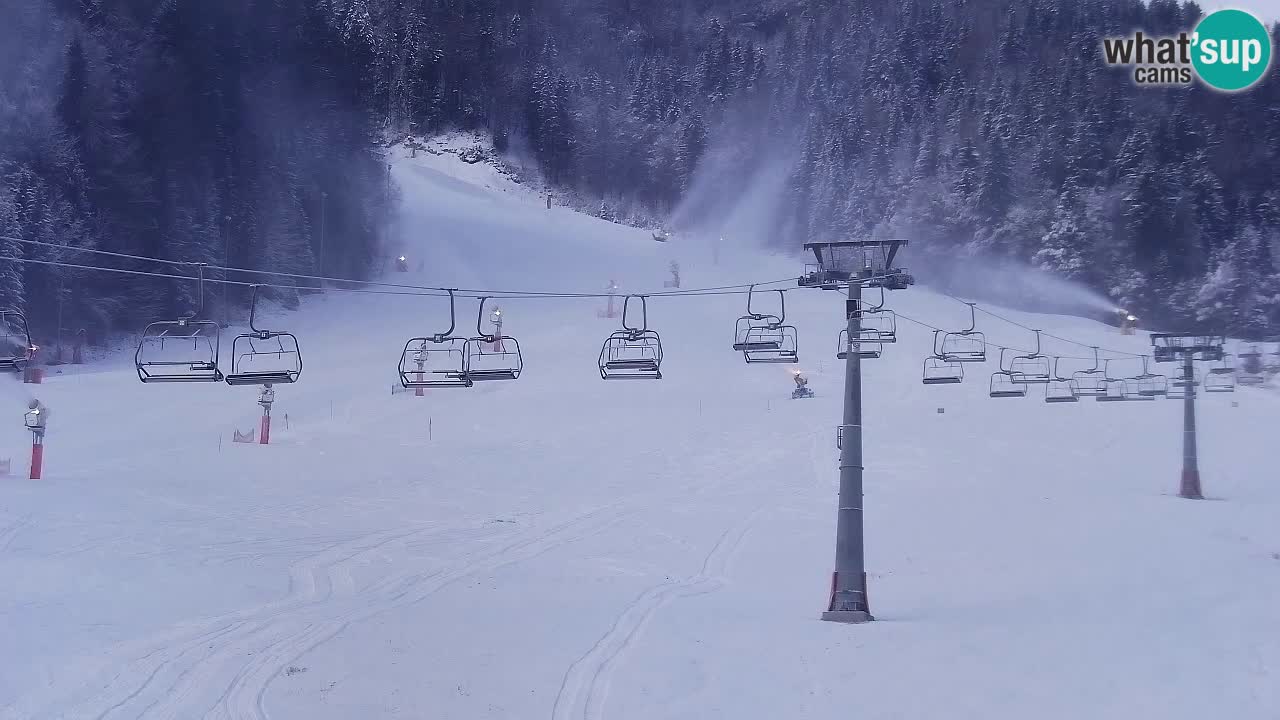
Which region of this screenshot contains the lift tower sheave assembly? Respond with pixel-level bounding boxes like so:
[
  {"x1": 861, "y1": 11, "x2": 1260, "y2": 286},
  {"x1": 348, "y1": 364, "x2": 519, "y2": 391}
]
[
  {"x1": 800, "y1": 240, "x2": 914, "y2": 625},
  {"x1": 1151, "y1": 334, "x2": 1225, "y2": 500}
]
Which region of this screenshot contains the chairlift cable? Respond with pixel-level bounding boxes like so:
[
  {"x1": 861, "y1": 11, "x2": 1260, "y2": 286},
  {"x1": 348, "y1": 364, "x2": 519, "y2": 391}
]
[{"x1": 1, "y1": 234, "x2": 797, "y2": 300}]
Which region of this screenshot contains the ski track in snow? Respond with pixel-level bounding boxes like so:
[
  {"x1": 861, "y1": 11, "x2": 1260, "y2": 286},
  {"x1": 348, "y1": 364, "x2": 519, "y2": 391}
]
[
  {"x1": 550, "y1": 509, "x2": 762, "y2": 720},
  {"x1": 20, "y1": 509, "x2": 622, "y2": 720}
]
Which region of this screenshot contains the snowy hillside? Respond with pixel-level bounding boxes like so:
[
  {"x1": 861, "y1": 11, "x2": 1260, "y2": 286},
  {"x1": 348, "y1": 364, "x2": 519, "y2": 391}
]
[{"x1": 1, "y1": 144, "x2": 1278, "y2": 720}]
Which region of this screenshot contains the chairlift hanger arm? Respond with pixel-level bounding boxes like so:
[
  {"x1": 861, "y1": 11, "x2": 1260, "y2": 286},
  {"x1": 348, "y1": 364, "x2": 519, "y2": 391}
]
[
  {"x1": 475, "y1": 296, "x2": 495, "y2": 340},
  {"x1": 432, "y1": 289, "x2": 459, "y2": 342},
  {"x1": 622, "y1": 295, "x2": 649, "y2": 333}
]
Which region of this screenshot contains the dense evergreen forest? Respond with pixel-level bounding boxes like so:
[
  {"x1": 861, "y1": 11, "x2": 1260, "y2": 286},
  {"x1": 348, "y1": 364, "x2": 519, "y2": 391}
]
[{"x1": 2, "y1": 0, "x2": 1279, "y2": 346}]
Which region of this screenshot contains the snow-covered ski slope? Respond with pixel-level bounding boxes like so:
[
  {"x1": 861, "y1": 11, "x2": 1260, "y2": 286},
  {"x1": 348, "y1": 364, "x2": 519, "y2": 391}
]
[{"x1": 1, "y1": 139, "x2": 1278, "y2": 720}]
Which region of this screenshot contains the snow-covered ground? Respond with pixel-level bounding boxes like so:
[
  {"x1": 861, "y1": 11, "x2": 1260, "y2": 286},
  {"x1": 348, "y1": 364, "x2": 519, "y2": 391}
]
[{"x1": 1, "y1": 143, "x2": 1278, "y2": 720}]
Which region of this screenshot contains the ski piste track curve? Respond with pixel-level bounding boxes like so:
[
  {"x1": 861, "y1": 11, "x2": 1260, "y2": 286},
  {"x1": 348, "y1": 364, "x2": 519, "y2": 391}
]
[
  {"x1": 550, "y1": 509, "x2": 763, "y2": 720},
  {"x1": 3, "y1": 419, "x2": 813, "y2": 720}
]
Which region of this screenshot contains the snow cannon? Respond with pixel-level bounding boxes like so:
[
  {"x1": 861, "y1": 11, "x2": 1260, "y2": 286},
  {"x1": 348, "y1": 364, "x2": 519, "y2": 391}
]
[{"x1": 791, "y1": 370, "x2": 815, "y2": 399}]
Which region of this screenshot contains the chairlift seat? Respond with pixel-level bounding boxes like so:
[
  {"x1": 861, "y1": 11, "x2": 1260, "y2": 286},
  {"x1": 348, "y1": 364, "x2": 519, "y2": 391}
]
[
  {"x1": 923, "y1": 356, "x2": 964, "y2": 384},
  {"x1": 465, "y1": 335, "x2": 523, "y2": 382},
  {"x1": 742, "y1": 324, "x2": 798, "y2": 363},
  {"x1": 606, "y1": 359, "x2": 660, "y2": 370},
  {"x1": 1096, "y1": 379, "x2": 1131, "y2": 402},
  {"x1": 837, "y1": 329, "x2": 883, "y2": 360},
  {"x1": 136, "y1": 319, "x2": 224, "y2": 383},
  {"x1": 733, "y1": 314, "x2": 781, "y2": 351},
  {"x1": 467, "y1": 369, "x2": 519, "y2": 381},
  {"x1": 1009, "y1": 357, "x2": 1051, "y2": 384},
  {"x1": 939, "y1": 332, "x2": 987, "y2": 363},
  {"x1": 734, "y1": 341, "x2": 782, "y2": 351},
  {"x1": 599, "y1": 330, "x2": 663, "y2": 380},
  {"x1": 989, "y1": 373, "x2": 1028, "y2": 398},
  {"x1": 1135, "y1": 375, "x2": 1169, "y2": 396},
  {"x1": 838, "y1": 348, "x2": 883, "y2": 360},
  {"x1": 226, "y1": 370, "x2": 297, "y2": 386},
  {"x1": 227, "y1": 332, "x2": 302, "y2": 387},
  {"x1": 1072, "y1": 372, "x2": 1106, "y2": 396},
  {"x1": 400, "y1": 337, "x2": 471, "y2": 388},
  {"x1": 1045, "y1": 379, "x2": 1079, "y2": 403},
  {"x1": 1203, "y1": 375, "x2": 1235, "y2": 393}
]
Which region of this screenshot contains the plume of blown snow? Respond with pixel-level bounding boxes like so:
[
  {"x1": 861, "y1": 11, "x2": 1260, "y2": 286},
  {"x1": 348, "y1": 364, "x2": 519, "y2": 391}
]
[
  {"x1": 668, "y1": 106, "x2": 799, "y2": 254},
  {"x1": 909, "y1": 249, "x2": 1122, "y2": 318}
]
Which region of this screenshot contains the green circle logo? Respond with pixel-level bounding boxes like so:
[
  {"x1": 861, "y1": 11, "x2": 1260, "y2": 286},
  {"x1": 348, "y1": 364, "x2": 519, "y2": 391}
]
[{"x1": 1191, "y1": 9, "x2": 1273, "y2": 92}]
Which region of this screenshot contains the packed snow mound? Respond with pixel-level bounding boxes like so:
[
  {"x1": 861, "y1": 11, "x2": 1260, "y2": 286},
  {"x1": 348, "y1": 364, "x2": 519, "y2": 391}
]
[{"x1": 0, "y1": 142, "x2": 1278, "y2": 720}]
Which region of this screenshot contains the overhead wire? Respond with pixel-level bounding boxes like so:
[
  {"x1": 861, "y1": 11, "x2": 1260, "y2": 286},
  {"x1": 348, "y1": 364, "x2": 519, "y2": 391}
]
[
  {"x1": 0, "y1": 234, "x2": 796, "y2": 300},
  {"x1": 925, "y1": 287, "x2": 1150, "y2": 361},
  {"x1": 2, "y1": 238, "x2": 1156, "y2": 363},
  {"x1": 0, "y1": 253, "x2": 796, "y2": 301}
]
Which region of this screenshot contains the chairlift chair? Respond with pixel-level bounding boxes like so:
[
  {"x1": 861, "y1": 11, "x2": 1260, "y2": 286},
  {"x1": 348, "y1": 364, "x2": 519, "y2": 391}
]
[
  {"x1": 1007, "y1": 330, "x2": 1051, "y2": 384},
  {"x1": 1045, "y1": 358, "x2": 1079, "y2": 403},
  {"x1": 732, "y1": 287, "x2": 798, "y2": 363},
  {"x1": 400, "y1": 289, "x2": 472, "y2": 388},
  {"x1": 1096, "y1": 378, "x2": 1131, "y2": 402},
  {"x1": 837, "y1": 328, "x2": 884, "y2": 360},
  {"x1": 1133, "y1": 356, "x2": 1169, "y2": 397},
  {"x1": 922, "y1": 331, "x2": 964, "y2": 384},
  {"x1": 464, "y1": 297, "x2": 523, "y2": 381},
  {"x1": 938, "y1": 302, "x2": 987, "y2": 363},
  {"x1": 1204, "y1": 356, "x2": 1236, "y2": 393},
  {"x1": 856, "y1": 286, "x2": 897, "y2": 344},
  {"x1": 989, "y1": 349, "x2": 1029, "y2": 398},
  {"x1": 224, "y1": 285, "x2": 303, "y2": 386},
  {"x1": 1238, "y1": 348, "x2": 1266, "y2": 385},
  {"x1": 1071, "y1": 347, "x2": 1107, "y2": 397},
  {"x1": 0, "y1": 309, "x2": 35, "y2": 372},
  {"x1": 135, "y1": 265, "x2": 224, "y2": 383},
  {"x1": 1096, "y1": 361, "x2": 1153, "y2": 402},
  {"x1": 599, "y1": 295, "x2": 663, "y2": 379}
]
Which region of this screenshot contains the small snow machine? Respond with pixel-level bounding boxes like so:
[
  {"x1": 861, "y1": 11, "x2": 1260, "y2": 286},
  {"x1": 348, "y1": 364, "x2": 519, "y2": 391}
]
[{"x1": 791, "y1": 371, "x2": 814, "y2": 399}]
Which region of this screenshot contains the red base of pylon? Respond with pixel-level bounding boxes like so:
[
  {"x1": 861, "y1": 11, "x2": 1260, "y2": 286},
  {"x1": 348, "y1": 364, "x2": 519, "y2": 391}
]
[
  {"x1": 260, "y1": 415, "x2": 271, "y2": 445},
  {"x1": 30, "y1": 443, "x2": 43, "y2": 480},
  {"x1": 1179, "y1": 469, "x2": 1203, "y2": 499}
]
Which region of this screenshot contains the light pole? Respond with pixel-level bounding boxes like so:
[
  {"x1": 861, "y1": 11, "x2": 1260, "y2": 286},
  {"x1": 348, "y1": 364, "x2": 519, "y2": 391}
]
[{"x1": 222, "y1": 214, "x2": 231, "y2": 327}]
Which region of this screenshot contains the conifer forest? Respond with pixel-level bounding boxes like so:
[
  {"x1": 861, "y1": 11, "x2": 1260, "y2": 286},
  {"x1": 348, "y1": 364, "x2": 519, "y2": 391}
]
[{"x1": 3, "y1": 0, "x2": 1279, "y2": 341}]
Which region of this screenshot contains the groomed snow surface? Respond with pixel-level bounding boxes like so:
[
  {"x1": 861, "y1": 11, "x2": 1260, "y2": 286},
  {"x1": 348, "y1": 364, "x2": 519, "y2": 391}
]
[{"x1": 1, "y1": 139, "x2": 1278, "y2": 720}]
